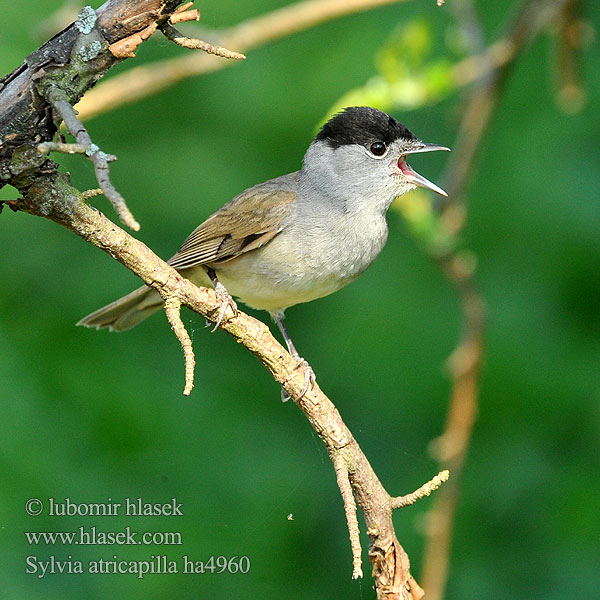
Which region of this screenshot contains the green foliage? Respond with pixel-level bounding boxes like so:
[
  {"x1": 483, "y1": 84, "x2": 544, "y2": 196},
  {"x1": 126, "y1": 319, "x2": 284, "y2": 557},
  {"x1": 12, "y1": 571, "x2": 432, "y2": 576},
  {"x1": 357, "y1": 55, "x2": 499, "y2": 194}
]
[
  {"x1": 325, "y1": 19, "x2": 457, "y2": 121},
  {"x1": 391, "y1": 189, "x2": 457, "y2": 257}
]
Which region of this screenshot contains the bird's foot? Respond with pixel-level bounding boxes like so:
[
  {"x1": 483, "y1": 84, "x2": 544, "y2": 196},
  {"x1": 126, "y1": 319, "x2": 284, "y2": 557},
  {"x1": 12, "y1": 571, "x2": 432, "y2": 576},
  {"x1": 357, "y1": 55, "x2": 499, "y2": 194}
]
[
  {"x1": 281, "y1": 357, "x2": 316, "y2": 402},
  {"x1": 211, "y1": 282, "x2": 238, "y2": 331}
]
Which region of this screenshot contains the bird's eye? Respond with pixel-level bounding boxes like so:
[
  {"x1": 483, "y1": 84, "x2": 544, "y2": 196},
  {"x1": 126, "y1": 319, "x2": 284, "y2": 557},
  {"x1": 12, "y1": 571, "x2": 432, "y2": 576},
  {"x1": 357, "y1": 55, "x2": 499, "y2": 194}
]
[{"x1": 369, "y1": 142, "x2": 386, "y2": 156}]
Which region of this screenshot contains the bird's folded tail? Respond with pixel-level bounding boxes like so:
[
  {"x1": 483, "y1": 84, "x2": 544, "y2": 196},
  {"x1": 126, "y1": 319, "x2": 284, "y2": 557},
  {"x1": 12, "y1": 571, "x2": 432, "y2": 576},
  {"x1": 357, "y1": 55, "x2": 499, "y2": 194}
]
[{"x1": 77, "y1": 286, "x2": 163, "y2": 332}]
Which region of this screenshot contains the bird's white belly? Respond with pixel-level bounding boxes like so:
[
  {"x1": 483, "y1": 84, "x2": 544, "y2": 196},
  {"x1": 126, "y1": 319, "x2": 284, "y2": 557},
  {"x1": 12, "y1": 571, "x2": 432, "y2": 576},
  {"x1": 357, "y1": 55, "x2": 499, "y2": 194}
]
[{"x1": 196, "y1": 211, "x2": 389, "y2": 313}]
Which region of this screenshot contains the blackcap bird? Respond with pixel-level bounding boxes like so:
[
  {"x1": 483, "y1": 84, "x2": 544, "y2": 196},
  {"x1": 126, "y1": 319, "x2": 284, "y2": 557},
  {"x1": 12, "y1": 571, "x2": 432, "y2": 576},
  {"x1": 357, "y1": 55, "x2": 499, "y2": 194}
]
[{"x1": 78, "y1": 106, "x2": 449, "y2": 395}]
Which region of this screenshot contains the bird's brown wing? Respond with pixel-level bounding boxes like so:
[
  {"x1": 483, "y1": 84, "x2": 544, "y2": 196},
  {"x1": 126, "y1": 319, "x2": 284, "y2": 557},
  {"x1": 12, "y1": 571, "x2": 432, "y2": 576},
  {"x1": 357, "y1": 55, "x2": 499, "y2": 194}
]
[{"x1": 167, "y1": 182, "x2": 296, "y2": 270}]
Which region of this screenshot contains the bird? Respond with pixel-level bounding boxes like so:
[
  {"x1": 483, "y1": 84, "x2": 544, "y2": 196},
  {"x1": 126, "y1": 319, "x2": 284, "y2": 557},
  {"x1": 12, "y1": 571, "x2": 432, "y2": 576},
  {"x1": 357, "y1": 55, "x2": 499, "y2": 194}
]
[{"x1": 78, "y1": 106, "x2": 449, "y2": 396}]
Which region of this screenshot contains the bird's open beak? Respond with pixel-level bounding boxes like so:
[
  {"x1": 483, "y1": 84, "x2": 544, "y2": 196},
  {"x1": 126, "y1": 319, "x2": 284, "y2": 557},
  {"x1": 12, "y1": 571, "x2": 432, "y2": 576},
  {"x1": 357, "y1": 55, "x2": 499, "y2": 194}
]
[{"x1": 398, "y1": 143, "x2": 450, "y2": 197}]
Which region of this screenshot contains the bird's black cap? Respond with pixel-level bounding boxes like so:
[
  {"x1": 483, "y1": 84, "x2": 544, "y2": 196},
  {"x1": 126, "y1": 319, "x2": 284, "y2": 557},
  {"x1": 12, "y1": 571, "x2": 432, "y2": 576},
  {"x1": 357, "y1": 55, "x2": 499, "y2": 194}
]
[{"x1": 315, "y1": 106, "x2": 417, "y2": 149}]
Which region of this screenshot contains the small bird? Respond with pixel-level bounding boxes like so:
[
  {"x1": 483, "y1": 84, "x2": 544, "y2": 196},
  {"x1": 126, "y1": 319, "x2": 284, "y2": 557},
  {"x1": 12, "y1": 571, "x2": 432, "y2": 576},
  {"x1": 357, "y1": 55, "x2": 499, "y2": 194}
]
[{"x1": 79, "y1": 107, "x2": 449, "y2": 395}]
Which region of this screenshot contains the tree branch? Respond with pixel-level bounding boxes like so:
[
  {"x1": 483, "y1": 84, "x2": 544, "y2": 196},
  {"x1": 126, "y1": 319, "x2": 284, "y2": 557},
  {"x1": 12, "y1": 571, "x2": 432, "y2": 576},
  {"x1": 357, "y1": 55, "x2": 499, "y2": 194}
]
[
  {"x1": 159, "y1": 22, "x2": 246, "y2": 59},
  {"x1": 332, "y1": 452, "x2": 363, "y2": 579},
  {"x1": 1, "y1": 1, "x2": 448, "y2": 597},
  {"x1": 390, "y1": 470, "x2": 449, "y2": 510}
]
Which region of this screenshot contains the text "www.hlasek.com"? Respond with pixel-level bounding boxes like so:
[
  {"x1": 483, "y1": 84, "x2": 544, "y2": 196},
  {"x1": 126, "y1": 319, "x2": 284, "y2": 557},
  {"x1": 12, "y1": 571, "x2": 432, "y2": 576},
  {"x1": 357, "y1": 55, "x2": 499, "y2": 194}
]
[{"x1": 25, "y1": 526, "x2": 182, "y2": 546}]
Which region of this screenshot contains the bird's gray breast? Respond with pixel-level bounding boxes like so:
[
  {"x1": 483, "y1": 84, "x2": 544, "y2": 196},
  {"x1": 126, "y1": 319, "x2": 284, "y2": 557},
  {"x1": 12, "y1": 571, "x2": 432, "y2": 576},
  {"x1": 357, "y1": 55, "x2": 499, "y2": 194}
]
[
  {"x1": 280, "y1": 190, "x2": 389, "y2": 286},
  {"x1": 212, "y1": 178, "x2": 390, "y2": 312}
]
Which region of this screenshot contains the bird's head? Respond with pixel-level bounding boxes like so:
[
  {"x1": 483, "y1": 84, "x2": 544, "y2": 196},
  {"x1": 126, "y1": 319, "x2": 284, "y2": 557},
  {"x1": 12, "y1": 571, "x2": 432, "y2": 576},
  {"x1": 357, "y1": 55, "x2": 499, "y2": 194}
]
[{"x1": 304, "y1": 106, "x2": 449, "y2": 211}]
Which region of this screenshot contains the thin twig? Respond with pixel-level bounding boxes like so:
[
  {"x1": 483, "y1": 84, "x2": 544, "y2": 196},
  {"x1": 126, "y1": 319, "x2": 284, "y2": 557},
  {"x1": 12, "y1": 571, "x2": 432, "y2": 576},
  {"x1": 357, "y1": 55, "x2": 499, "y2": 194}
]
[
  {"x1": 169, "y1": 2, "x2": 200, "y2": 24},
  {"x1": 160, "y1": 23, "x2": 246, "y2": 59},
  {"x1": 82, "y1": 188, "x2": 104, "y2": 200},
  {"x1": 108, "y1": 22, "x2": 158, "y2": 58},
  {"x1": 420, "y1": 2, "x2": 571, "y2": 598},
  {"x1": 170, "y1": 10, "x2": 200, "y2": 24},
  {"x1": 163, "y1": 296, "x2": 196, "y2": 396},
  {"x1": 390, "y1": 470, "x2": 449, "y2": 510},
  {"x1": 332, "y1": 453, "x2": 363, "y2": 579},
  {"x1": 174, "y1": 1, "x2": 194, "y2": 12},
  {"x1": 45, "y1": 86, "x2": 140, "y2": 231},
  {"x1": 38, "y1": 141, "x2": 88, "y2": 155}
]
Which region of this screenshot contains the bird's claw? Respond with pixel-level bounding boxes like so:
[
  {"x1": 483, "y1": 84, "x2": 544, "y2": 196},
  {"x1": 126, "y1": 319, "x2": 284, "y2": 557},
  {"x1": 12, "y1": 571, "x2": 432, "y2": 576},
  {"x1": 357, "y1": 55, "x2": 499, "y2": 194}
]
[
  {"x1": 281, "y1": 357, "x2": 316, "y2": 402},
  {"x1": 211, "y1": 282, "x2": 238, "y2": 332}
]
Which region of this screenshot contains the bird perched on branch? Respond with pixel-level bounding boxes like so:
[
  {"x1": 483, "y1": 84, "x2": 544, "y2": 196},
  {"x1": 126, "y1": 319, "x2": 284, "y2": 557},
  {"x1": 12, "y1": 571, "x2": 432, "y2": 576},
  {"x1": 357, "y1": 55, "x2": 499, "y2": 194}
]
[{"x1": 79, "y1": 106, "x2": 449, "y2": 396}]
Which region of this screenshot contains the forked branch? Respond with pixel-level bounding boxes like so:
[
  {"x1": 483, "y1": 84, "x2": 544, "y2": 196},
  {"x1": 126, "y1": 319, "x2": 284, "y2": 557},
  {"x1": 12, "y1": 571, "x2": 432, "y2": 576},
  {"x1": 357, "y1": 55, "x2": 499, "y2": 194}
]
[{"x1": 45, "y1": 85, "x2": 141, "y2": 231}]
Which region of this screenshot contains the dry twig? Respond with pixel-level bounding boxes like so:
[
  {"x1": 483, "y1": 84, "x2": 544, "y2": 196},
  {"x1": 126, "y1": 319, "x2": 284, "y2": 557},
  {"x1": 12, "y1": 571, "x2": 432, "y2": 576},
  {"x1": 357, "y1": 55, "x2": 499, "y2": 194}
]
[
  {"x1": 420, "y1": 2, "x2": 572, "y2": 598},
  {"x1": 170, "y1": 2, "x2": 200, "y2": 24},
  {"x1": 81, "y1": 188, "x2": 104, "y2": 200},
  {"x1": 164, "y1": 297, "x2": 196, "y2": 396},
  {"x1": 0, "y1": 1, "x2": 449, "y2": 597},
  {"x1": 108, "y1": 22, "x2": 158, "y2": 58},
  {"x1": 390, "y1": 470, "x2": 450, "y2": 510},
  {"x1": 160, "y1": 23, "x2": 246, "y2": 59},
  {"x1": 333, "y1": 453, "x2": 363, "y2": 579},
  {"x1": 45, "y1": 86, "x2": 140, "y2": 231},
  {"x1": 38, "y1": 141, "x2": 88, "y2": 155}
]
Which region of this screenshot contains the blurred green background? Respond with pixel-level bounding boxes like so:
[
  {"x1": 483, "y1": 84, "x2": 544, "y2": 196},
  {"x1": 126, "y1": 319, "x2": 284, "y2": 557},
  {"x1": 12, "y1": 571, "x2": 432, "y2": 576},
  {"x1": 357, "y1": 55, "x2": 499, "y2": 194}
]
[{"x1": 1, "y1": 1, "x2": 598, "y2": 599}]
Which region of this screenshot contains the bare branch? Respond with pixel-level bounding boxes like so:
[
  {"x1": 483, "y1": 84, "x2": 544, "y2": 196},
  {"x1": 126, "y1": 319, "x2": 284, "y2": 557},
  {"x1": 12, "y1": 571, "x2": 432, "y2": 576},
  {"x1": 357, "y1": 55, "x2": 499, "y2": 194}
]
[
  {"x1": 164, "y1": 297, "x2": 196, "y2": 396},
  {"x1": 390, "y1": 470, "x2": 449, "y2": 510},
  {"x1": 420, "y1": 2, "x2": 571, "y2": 598},
  {"x1": 160, "y1": 23, "x2": 246, "y2": 59},
  {"x1": 332, "y1": 453, "x2": 363, "y2": 579},
  {"x1": 81, "y1": 188, "x2": 104, "y2": 200},
  {"x1": 108, "y1": 22, "x2": 158, "y2": 58},
  {"x1": 170, "y1": 10, "x2": 200, "y2": 24},
  {"x1": 45, "y1": 86, "x2": 140, "y2": 231},
  {"x1": 38, "y1": 141, "x2": 88, "y2": 155},
  {"x1": 169, "y1": 2, "x2": 200, "y2": 24}
]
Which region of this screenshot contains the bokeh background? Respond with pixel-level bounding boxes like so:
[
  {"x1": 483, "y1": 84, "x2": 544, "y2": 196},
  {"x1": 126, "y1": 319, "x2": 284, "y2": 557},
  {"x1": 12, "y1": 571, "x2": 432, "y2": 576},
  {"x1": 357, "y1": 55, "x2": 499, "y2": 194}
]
[{"x1": 1, "y1": 1, "x2": 598, "y2": 599}]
